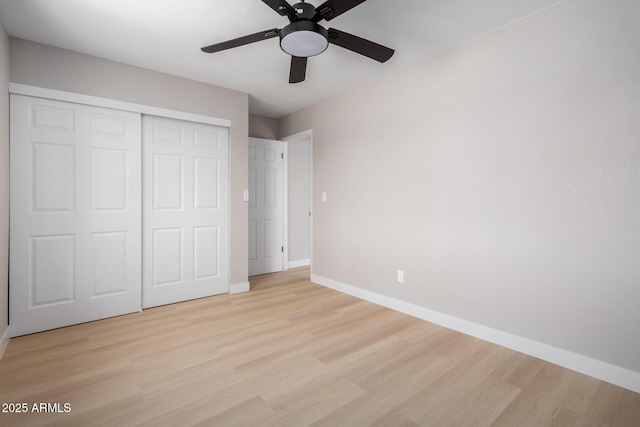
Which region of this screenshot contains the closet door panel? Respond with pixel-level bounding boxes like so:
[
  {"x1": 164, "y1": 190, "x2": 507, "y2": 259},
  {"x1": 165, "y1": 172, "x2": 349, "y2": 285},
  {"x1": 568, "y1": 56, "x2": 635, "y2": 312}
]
[
  {"x1": 10, "y1": 95, "x2": 142, "y2": 336},
  {"x1": 143, "y1": 115, "x2": 229, "y2": 308}
]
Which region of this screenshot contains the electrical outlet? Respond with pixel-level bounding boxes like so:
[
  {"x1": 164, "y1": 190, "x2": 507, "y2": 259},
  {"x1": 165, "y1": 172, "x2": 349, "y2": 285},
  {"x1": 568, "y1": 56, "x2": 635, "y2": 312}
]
[{"x1": 397, "y1": 270, "x2": 404, "y2": 283}]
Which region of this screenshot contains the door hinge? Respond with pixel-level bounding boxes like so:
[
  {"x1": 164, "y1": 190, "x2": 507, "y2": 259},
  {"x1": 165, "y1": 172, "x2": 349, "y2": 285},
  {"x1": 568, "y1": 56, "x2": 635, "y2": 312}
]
[
  {"x1": 281, "y1": 152, "x2": 284, "y2": 159},
  {"x1": 281, "y1": 246, "x2": 284, "y2": 253}
]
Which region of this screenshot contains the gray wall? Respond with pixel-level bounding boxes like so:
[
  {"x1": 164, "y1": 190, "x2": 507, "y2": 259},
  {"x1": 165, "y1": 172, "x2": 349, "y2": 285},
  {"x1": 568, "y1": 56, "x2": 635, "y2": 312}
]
[
  {"x1": 280, "y1": 0, "x2": 640, "y2": 373},
  {"x1": 249, "y1": 114, "x2": 279, "y2": 140},
  {"x1": 0, "y1": 20, "x2": 9, "y2": 342},
  {"x1": 9, "y1": 38, "x2": 249, "y2": 287}
]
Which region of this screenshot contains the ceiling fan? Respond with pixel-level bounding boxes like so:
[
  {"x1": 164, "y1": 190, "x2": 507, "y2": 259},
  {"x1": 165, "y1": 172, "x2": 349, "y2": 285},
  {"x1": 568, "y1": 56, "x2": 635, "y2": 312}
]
[{"x1": 201, "y1": 0, "x2": 395, "y2": 83}]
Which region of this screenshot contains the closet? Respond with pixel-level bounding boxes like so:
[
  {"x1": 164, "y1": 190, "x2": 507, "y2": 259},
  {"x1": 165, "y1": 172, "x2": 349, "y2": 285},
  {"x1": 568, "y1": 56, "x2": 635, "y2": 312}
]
[{"x1": 9, "y1": 93, "x2": 229, "y2": 336}]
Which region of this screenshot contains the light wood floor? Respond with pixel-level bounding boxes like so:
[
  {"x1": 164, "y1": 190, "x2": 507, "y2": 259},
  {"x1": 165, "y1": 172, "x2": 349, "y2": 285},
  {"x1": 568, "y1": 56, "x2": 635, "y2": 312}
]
[{"x1": 1, "y1": 267, "x2": 639, "y2": 426}]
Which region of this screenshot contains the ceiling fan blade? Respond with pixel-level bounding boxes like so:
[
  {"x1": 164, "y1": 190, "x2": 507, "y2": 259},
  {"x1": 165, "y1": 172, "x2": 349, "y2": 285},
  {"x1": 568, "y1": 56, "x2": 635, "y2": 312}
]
[
  {"x1": 314, "y1": 0, "x2": 368, "y2": 21},
  {"x1": 327, "y1": 28, "x2": 394, "y2": 63},
  {"x1": 201, "y1": 28, "x2": 280, "y2": 53},
  {"x1": 262, "y1": 0, "x2": 297, "y2": 19},
  {"x1": 289, "y1": 56, "x2": 308, "y2": 84}
]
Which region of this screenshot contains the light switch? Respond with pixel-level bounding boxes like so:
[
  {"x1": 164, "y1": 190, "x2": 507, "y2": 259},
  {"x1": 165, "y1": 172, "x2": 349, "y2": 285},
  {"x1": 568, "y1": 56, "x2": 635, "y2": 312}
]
[
  {"x1": 243, "y1": 189, "x2": 249, "y2": 202},
  {"x1": 322, "y1": 192, "x2": 327, "y2": 202}
]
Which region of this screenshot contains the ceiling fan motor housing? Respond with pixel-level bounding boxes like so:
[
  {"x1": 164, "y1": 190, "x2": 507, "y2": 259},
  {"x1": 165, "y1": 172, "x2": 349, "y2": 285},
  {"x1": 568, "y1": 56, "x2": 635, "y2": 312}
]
[
  {"x1": 280, "y1": 20, "x2": 329, "y2": 57},
  {"x1": 291, "y1": 2, "x2": 316, "y2": 20}
]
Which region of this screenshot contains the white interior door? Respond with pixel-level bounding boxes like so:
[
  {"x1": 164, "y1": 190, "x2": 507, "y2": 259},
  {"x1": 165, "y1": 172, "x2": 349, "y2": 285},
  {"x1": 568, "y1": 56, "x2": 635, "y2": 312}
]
[
  {"x1": 143, "y1": 115, "x2": 229, "y2": 308},
  {"x1": 9, "y1": 94, "x2": 142, "y2": 337},
  {"x1": 248, "y1": 137, "x2": 284, "y2": 276}
]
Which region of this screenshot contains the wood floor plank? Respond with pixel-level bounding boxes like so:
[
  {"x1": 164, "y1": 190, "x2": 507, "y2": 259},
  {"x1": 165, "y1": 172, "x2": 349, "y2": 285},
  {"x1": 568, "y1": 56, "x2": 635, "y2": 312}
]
[
  {"x1": 239, "y1": 354, "x2": 327, "y2": 402},
  {"x1": 262, "y1": 377, "x2": 365, "y2": 426},
  {"x1": 370, "y1": 410, "x2": 420, "y2": 427},
  {"x1": 1, "y1": 267, "x2": 638, "y2": 426},
  {"x1": 311, "y1": 353, "x2": 453, "y2": 426},
  {"x1": 492, "y1": 363, "x2": 582, "y2": 427},
  {"x1": 397, "y1": 344, "x2": 516, "y2": 425},
  {"x1": 193, "y1": 396, "x2": 276, "y2": 427},
  {"x1": 490, "y1": 351, "x2": 548, "y2": 389}
]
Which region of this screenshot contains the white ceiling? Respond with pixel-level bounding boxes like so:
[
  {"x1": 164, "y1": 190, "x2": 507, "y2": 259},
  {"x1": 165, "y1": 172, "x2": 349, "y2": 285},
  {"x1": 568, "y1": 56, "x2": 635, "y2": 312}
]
[{"x1": 0, "y1": 0, "x2": 565, "y2": 118}]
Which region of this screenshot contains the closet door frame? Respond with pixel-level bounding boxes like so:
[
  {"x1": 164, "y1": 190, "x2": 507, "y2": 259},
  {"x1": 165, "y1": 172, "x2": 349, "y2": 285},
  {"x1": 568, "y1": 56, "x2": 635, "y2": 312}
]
[{"x1": 9, "y1": 84, "x2": 230, "y2": 128}]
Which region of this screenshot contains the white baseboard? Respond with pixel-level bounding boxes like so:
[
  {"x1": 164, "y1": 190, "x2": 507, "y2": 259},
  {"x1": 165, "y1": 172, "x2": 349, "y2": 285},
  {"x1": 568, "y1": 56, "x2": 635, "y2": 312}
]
[
  {"x1": 0, "y1": 326, "x2": 10, "y2": 360},
  {"x1": 288, "y1": 259, "x2": 310, "y2": 269},
  {"x1": 311, "y1": 274, "x2": 640, "y2": 394},
  {"x1": 229, "y1": 281, "x2": 250, "y2": 294}
]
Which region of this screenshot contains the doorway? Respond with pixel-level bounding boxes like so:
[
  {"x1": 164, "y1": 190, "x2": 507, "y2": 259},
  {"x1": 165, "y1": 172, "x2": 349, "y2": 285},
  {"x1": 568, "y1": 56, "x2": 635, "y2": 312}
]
[
  {"x1": 283, "y1": 131, "x2": 312, "y2": 270},
  {"x1": 248, "y1": 131, "x2": 313, "y2": 277}
]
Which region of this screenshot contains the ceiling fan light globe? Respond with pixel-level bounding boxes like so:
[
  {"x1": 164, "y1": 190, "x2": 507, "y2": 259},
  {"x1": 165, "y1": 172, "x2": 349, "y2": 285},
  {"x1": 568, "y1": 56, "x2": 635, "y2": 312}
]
[{"x1": 280, "y1": 21, "x2": 329, "y2": 57}]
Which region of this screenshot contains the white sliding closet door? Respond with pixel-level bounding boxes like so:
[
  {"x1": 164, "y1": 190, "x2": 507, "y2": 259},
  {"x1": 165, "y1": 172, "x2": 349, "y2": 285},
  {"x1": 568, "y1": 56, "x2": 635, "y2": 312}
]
[
  {"x1": 9, "y1": 95, "x2": 142, "y2": 336},
  {"x1": 143, "y1": 116, "x2": 229, "y2": 308}
]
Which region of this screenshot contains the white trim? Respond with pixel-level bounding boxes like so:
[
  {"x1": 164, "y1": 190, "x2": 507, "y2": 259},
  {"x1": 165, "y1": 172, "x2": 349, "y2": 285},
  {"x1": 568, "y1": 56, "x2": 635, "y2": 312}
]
[
  {"x1": 9, "y1": 83, "x2": 231, "y2": 128},
  {"x1": 288, "y1": 259, "x2": 311, "y2": 269},
  {"x1": 0, "y1": 326, "x2": 10, "y2": 360},
  {"x1": 281, "y1": 129, "x2": 313, "y2": 143},
  {"x1": 311, "y1": 274, "x2": 640, "y2": 394},
  {"x1": 229, "y1": 281, "x2": 250, "y2": 294}
]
